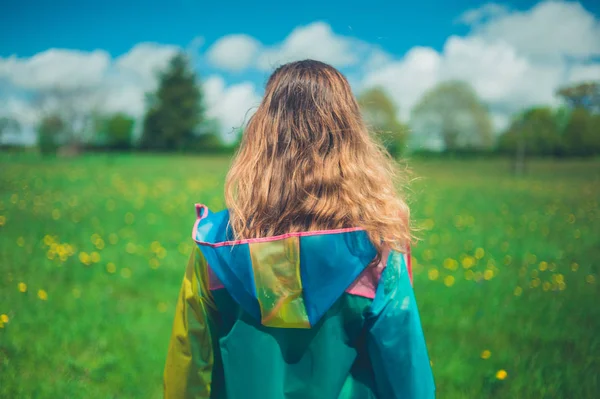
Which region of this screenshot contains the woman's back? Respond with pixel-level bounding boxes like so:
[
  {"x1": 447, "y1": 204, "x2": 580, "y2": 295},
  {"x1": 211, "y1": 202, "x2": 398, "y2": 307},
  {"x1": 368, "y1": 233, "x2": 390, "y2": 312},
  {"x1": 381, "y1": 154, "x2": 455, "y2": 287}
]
[{"x1": 163, "y1": 60, "x2": 435, "y2": 398}]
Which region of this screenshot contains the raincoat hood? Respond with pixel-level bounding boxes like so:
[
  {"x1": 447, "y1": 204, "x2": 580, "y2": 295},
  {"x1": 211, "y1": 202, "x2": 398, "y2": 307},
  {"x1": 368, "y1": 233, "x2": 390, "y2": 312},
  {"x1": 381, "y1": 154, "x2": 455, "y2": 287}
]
[{"x1": 191, "y1": 203, "x2": 379, "y2": 328}]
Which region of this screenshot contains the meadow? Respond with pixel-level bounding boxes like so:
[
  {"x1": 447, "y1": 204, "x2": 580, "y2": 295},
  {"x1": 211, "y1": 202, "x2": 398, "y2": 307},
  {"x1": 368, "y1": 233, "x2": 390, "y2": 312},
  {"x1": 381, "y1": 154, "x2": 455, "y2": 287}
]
[{"x1": 0, "y1": 154, "x2": 599, "y2": 398}]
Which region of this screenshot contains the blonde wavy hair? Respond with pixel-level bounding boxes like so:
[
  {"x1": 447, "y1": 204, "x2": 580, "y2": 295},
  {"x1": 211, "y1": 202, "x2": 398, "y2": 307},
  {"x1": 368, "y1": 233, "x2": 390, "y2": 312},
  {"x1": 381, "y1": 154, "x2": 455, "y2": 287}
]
[{"x1": 224, "y1": 60, "x2": 412, "y2": 259}]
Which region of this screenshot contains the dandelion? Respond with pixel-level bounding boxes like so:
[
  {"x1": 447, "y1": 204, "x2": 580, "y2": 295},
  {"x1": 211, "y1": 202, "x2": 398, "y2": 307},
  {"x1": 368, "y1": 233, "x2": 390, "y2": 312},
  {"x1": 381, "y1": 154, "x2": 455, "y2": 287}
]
[
  {"x1": 514, "y1": 286, "x2": 523, "y2": 296},
  {"x1": 462, "y1": 256, "x2": 475, "y2": 269},
  {"x1": 465, "y1": 270, "x2": 474, "y2": 280},
  {"x1": 531, "y1": 270, "x2": 538, "y2": 278},
  {"x1": 542, "y1": 282, "x2": 551, "y2": 291},
  {"x1": 444, "y1": 275, "x2": 455, "y2": 287},
  {"x1": 539, "y1": 261, "x2": 548, "y2": 271},
  {"x1": 18, "y1": 282, "x2": 27, "y2": 292},
  {"x1": 151, "y1": 241, "x2": 162, "y2": 252},
  {"x1": 586, "y1": 275, "x2": 596, "y2": 284},
  {"x1": 106, "y1": 262, "x2": 117, "y2": 274},
  {"x1": 481, "y1": 350, "x2": 491, "y2": 359},
  {"x1": 484, "y1": 269, "x2": 494, "y2": 280},
  {"x1": 571, "y1": 262, "x2": 579, "y2": 272},
  {"x1": 0, "y1": 215, "x2": 6, "y2": 226},
  {"x1": 475, "y1": 247, "x2": 485, "y2": 259},
  {"x1": 443, "y1": 258, "x2": 458, "y2": 271},
  {"x1": 126, "y1": 242, "x2": 136, "y2": 254},
  {"x1": 157, "y1": 248, "x2": 167, "y2": 259},
  {"x1": 38, "y1": 289, "x2": 48, "y2": 301},
  {"x1": 90, "y1": 251, "x2": 101, "y2": 263},
  {"x1": 496, "y1": 369, "x2": 508, "y2": 380},
  {"x1": 43, "y1": 235, "x2": 54, "y2": 246},
  {"x1": 1, "y1": 314, "x2": 8, "y2": 323},
  {"x1": 79, "y1": 252, "x2": 91, "y2": 265},
  {"x1": 149, "y1": 258, "x2": 160, "y2": 269},
  {"x1": 428, "y1": 269, "x2": 439, "y2": 281}
]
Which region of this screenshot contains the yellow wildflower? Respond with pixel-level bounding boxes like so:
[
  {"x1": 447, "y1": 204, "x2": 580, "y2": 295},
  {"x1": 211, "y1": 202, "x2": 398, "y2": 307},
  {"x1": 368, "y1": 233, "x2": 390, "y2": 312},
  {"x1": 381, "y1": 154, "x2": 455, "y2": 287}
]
[
  {"x1": 38, "y1": 289, "x2": 48, "y2": 301},
  {"x1": 444, "y1": 275, "x2": 455, "y2": 287},
  {"x1": 428, "y1": 269, "x2": 439, "y2": 280},
  {"x1": 475, "y1": 247, "x2": 485, "y2": 259},
  {"x1": 481, "y1": 350, "x2": 491, "y2": 359},
  {"x1": 496, "y1": 369, "x2": 508, "y2": 380},
  {"x1": 106, "y1": 262, "x2": 117, "y2": 274},
  {"x1": 484, "y1": 269, "x2": 494, "y2": 280},
  {"x1": 18, "y1": 282, "x2": 27, "y2": 293}
]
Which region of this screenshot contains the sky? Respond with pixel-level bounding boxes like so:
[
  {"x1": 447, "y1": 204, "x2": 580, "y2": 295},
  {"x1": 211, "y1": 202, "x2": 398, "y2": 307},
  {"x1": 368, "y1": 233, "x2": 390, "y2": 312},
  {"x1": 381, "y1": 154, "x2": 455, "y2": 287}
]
[{"x1": 1, "y1": 0, "x2": 599, "y2": 144}]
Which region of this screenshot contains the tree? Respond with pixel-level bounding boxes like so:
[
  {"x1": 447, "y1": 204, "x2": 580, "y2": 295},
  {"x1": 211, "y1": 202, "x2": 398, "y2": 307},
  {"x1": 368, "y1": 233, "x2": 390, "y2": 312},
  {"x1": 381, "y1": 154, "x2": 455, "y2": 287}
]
[
  {"x1": 96, "y1": 113, "x2": 135, "y2": 150},
  {"x1": 34, "y1": 86, "x2": 102, "y2": 153},
  {"x1": 140, "y1": 53, "x2": 204, "y2": 151},
  {"x1": 498, "y1": 107, "x2": 563, "y2": 155},
  {"x1": 563, "y1": 107, "x2": 600, "y2": 157},
  {"x1": 0, "y1": 117, "x2": 21, "y2": 142},
  {"x1": 358, "y1": 87, "x2": 408, "y2": 157},
  {"x1": 411, "y1": 81, "x2": 494, "y2": 152},
  {"x1": 556, "y1": 81, "x2": 600, "y2": 112},
  {"x1": 497, "y1": 107, "x2": 564, "y2": 173},
  {"x1": 38, "y1": 114, "x2": 65, "y2": 155}
]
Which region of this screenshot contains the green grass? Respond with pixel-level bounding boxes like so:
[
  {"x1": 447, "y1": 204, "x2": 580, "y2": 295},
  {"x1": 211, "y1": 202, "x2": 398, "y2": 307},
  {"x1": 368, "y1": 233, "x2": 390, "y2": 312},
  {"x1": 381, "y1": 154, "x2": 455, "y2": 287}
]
[{"x1": 1, "y1": 154, "x2": 599, "y2": 398}]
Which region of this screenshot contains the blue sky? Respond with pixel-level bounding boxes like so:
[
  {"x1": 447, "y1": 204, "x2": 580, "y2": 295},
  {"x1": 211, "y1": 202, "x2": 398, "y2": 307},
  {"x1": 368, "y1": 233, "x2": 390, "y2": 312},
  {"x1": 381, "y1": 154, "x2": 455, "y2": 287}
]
[
  {"x1": 0, "y1": 0, "x2": 550, "y2": 57},
  {"x1": 1, "y1": 0, "x2": 599, "y2": 146}
]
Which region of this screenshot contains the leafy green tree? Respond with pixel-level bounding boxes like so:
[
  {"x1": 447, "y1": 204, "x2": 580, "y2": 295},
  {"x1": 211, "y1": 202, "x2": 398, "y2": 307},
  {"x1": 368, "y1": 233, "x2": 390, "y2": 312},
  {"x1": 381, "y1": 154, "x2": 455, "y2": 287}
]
[
  {"x1": 556, "y1": 81, "x2": 600, "y2": 112},
  {"x1": 140, "y1": 53, "x2": 204, "y2": 151},
  {"x1": 97, "y1": 113, "x2": 135, "y2": 150},
  {"x1": 497, "y1": 107, "x2": 564, "y2": 156},
  {"x1": 411, "y1": 81, "x2": 494, "y2": 152},
  {"x1": 38, "y1": 114, "x2": 65, "y2": 155},
  {"x1": 358, "y1": 87, "x2": 408, "y2": 157},
  {"x1": 0, "y1": 117, "x2": 21, "y2": 142},
  {"x1": 563, "y1": 107, "x2": 600, "y2": 157}
]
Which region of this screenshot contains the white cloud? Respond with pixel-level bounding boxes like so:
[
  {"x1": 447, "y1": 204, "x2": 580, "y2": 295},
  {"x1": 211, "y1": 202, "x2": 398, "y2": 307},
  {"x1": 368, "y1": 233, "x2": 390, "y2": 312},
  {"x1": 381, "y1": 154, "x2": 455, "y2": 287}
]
[
  {"x1": 0, "y1": 42, "x2": 262, "y2": 143},
  {"x1": 204, "y1": 21, "x2": 384, "y2": 73},
  {"x1": 0, "y1": 49, "x2": 110, "y2": 90},
  {"x1": 206, "y1": 34, "x2": 261, "y2": 71},
  {"x1": 203, "y1": 75, "x2": 260, "y2": 142},
  {"x1": 363, "y1": 0, "x2": 600, "y2": 141},
  {"x1": 568, "y1": 64, "x2": 600, "y2": 83},
  {"x1": 115, "y1": 42, "x2": 179, "y2": 86},
  {"x1": 257, "y1": 22, "x2": 370, "y2": 70},
  {"x1": 363, "y1": 47, "x2": 441, "y2": 118},
  {"x1": 460, "y1": 1, "x2": 600, "y2": 60},
  {"x1": 457, "y1": 3, "x2": 509, "y2": 25}
]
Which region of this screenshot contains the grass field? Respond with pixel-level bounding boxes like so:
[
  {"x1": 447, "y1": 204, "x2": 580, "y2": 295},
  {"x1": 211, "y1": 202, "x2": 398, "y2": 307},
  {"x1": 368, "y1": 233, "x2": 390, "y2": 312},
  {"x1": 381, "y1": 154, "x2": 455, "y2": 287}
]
[{"x1": 1, "y1": 154, "x2": 599, "y2": 398}]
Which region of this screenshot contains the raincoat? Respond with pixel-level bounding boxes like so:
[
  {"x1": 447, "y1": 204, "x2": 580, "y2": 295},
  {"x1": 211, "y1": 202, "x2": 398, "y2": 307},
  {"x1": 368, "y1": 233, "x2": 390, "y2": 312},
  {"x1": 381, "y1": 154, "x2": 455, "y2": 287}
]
[{"x1": 164, "y1": 204, "x2": 435, "y2": 398}]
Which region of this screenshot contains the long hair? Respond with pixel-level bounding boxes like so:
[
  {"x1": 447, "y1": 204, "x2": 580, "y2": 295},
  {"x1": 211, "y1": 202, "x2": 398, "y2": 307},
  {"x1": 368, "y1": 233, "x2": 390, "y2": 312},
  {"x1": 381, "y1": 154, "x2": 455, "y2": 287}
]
[{"x1": 224, "y1": 59, "x2": 411, "y2": 259}]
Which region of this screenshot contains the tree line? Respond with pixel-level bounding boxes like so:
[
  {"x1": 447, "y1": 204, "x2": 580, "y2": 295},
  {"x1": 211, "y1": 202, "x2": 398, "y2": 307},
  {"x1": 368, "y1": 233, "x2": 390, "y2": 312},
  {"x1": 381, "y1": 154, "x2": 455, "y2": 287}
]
[{"x1": 0, "y1": 52, "x2": 598, "y2": 159}]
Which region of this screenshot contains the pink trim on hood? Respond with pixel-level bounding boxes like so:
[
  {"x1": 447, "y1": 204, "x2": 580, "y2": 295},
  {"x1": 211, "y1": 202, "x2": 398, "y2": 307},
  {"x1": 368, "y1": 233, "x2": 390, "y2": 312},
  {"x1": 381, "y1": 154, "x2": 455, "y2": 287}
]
[{"x1": 191, "y1": 204, "x2": 365, "y2": 247}]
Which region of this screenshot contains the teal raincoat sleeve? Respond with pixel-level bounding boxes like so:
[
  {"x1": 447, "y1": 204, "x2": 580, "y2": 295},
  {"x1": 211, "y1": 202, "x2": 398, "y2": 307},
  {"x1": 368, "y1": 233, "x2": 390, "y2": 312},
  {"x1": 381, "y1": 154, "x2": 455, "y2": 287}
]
[
  {"x1": 164, "y1": 247, "x2": 217, "y2": 399},
  {"x1": 366, "y1": 252, "x2": 436, "y2": 399}
]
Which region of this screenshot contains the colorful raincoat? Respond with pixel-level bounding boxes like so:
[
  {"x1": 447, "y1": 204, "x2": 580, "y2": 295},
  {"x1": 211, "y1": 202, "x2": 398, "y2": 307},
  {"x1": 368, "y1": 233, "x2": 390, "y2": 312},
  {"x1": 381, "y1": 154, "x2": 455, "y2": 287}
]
[{"x1": 164, "y1": 204, "x2": 435, "y2": 398}]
